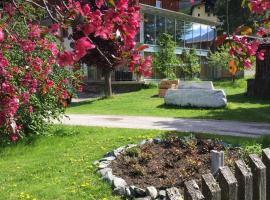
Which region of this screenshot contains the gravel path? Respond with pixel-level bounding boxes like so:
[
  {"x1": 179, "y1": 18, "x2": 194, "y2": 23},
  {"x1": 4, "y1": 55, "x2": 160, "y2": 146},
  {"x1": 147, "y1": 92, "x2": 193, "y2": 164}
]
[{"x1": 58, "y1": 114, "x2": 270, "y2": 138}]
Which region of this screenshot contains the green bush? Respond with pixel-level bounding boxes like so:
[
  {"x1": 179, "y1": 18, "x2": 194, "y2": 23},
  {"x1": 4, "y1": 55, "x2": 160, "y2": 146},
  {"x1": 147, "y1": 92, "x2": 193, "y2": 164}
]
[
  {"x1": 153, "y1": 33, "x2": 179, "y2": 79},
  {"x1": 178, "y1": 49, "x2": 200, "y2": 79}
]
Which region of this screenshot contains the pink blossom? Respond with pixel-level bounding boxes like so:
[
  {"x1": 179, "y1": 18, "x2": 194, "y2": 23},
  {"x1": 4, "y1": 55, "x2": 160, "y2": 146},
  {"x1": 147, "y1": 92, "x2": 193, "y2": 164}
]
[
  {"x1": 46, "y1": 79, "x2": 54, "y2": 87},
  {"x1": 257, "y1": 49, "x2": 265, "y2": 61},
  {"x1": 21, "y1": 92, "x2": 30, "y2": 103},
  {"x1": 74, "y1": 37, "x2": 95, "y2": 60},
  {"x1": 95, "y1": 0, "x2": 104, "y2": 9},
  {"x1": 244, "y1": 59, "x2": 252, "y2": 69},
  {"x1": 20, "y1": 40, "x2": 36, "y2": 53},
  {"x1": 57, "y1": 51, "x2": 74, "y2": 67},
  {"x1": 48, "y1": 42, "x2": 59, "y2": 56},
  {"x1": 0, "y1": 29, "x2": 4, "y2": 42},
  {"x1": 29, "y1": 106, "x2": 33, "y2": 114},
  {"x1": 10, "y1": 134, "x2": 19, "y2": 142},
  {"x1": 28, "y1": 24, "x2": 41, "y2": 38}
]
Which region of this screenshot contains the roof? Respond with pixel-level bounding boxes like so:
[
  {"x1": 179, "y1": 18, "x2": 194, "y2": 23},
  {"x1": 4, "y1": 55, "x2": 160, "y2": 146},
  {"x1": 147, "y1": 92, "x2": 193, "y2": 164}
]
[{"x1": 140, "y1": 3, "x2": 220, "y2": 26}]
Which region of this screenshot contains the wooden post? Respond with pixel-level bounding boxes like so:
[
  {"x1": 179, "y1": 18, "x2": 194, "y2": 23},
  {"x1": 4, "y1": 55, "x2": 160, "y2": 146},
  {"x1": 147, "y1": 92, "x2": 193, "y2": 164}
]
[
  {"x1": 262, "y1": 149, "x2": 270, "y2": 200},
  {"x1": 202, "y1": 173, "x2": 221, "y2": 200},
  {"x1": 218, "y1": 166, "x2": 238, "y2": 200},
  {"x1": 211, "y1": 150, "x2": 224, "y2": 174},
  {"x1": 249, "y1": 154, "x2": 267, "y2": 200},
  {"x1": 184, "y1": 180, "x2": 205, "y2": 200},
  {"x1": 235, "y1": 160, "x2": 253, "y2": 200}
]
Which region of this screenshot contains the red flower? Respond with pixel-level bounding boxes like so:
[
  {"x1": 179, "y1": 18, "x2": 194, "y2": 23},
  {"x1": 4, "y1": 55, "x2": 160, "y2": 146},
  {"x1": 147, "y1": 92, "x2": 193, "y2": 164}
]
[
  {"x1": 57, "y1": 51, "x2": 74, "y2": 67},
  {"x1": 74, "y1": 37, "x2": 95, "y2": 60},
  {"x1": 10, "y1": 134, "x2": 19, "y2": 142},
  {"x1": 95, "y1": 0, "x2": 104, "y2": 8}
]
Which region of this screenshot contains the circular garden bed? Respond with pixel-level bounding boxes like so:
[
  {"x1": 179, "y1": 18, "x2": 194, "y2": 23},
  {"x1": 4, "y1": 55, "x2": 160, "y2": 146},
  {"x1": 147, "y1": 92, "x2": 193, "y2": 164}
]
[{"x1": 95, "y1": 135, "x2": 241, "y2": 199}]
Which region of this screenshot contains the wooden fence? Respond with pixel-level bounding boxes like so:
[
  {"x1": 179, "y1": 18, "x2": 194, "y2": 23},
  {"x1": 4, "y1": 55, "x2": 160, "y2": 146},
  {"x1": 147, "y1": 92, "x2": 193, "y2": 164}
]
[{"x1": 183, "y1": 148, "x2": 270, "y2": 200}]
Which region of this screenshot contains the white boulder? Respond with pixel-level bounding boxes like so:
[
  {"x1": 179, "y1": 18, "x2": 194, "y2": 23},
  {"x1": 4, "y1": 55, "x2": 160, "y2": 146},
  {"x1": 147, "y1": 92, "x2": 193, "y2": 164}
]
[
  {"x1": 165, "y1": 81, "x2": 227, "y2": 108},
  {"x1": 178, "y1": 81, "x2": 214, "y2": 90}
]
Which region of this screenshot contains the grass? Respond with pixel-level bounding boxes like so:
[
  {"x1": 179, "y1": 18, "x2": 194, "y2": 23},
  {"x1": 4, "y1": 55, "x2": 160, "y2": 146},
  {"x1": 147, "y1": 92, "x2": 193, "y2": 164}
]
[
  {"x1": 0, "y1": 125, "x2": 269, "y2": 200},
  {"x1": 67, "y1": 79, "x2": 270, "y2": 123}
]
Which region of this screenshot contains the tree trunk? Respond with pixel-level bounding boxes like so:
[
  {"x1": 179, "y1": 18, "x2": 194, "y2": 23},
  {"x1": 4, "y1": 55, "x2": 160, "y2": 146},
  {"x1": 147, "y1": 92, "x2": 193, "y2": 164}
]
[{"x1": 104, "y1": 69, "x2": 113, "y2": 97}]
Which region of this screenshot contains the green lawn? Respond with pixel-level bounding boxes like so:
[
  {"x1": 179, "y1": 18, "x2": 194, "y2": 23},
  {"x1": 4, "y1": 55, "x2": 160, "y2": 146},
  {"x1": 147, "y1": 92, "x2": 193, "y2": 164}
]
[
  {"x1": 67, "y1": 79, "x2": 270, "y2": 123},
  {"x1": 0, "y1": 125, "x2": 267, "y2": 200}
]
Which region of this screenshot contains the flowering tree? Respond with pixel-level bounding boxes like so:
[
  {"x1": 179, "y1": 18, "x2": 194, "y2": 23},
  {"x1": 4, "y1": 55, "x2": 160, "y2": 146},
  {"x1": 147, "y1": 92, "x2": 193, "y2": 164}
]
[
  {"x1": 217, "y1": 0, "x2": 269, "y2": 70},
  {"x1": 0, "y1": 0, "x2": 151, "y2": 142}
]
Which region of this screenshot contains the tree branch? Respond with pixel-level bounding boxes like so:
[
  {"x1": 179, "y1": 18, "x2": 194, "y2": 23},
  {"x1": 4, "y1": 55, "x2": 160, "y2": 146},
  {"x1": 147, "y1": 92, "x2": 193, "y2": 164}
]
[
  {"x1": 87, "y1": 36, "x2": 113, "y2": 67},
  {"x1": 42, "y1": 0, "x2": 59, "y2": 23}
]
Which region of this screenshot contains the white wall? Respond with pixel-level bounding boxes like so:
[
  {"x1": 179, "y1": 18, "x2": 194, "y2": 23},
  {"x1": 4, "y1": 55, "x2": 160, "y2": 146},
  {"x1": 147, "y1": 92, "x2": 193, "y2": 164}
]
[{"x1": 192, "y1": 4, "x2": 219, "y2": 23}]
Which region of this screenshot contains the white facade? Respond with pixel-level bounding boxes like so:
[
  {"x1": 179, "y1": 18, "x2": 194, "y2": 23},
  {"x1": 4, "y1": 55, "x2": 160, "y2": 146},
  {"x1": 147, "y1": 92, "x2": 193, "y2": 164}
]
[{"x1": 191, "y1": 3, "x2": 219, "y2": 23}]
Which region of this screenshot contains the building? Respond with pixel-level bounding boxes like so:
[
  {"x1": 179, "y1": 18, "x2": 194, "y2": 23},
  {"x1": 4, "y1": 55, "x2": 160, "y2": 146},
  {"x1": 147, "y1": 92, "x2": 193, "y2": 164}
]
[
  {"x1": 85, "y1": 1, "x2": 220, "y2": 85},
  {"x1": 190, "y1": 1, "x2": 219, "y2": 23}
]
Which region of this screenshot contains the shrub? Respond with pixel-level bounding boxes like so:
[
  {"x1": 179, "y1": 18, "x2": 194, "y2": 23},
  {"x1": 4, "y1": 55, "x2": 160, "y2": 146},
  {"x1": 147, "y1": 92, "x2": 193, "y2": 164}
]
[
  {"x1": 178, "y1": 49, "x2": 200, "y2": 79},
  {"x1": 0, "y1": 5, "x2": 82, "y2": 143},
  {"x1": 126, "y1": 147, "x2": 141, "y2": 158},
  {"x1": 153, "y1": 33, "x2": 179, "y2": 79}
]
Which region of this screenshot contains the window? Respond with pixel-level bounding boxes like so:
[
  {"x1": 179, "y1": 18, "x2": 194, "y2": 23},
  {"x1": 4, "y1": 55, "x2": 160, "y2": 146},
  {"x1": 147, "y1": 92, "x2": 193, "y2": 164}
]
[
  {"x1": 192, "y1": 23, "x2": 201, "y2": 49},
  {"x1": 156, "y1": 0, "x2": 162, "y2": 8},
  {"x1": 200, "y1": 25, "x2": 209, "y2": 49},
  {"x1": 208, "y1": 13, "x2": 211, "y2": 17},
  {"x1": 184, "y1": 22, "x2": 193, "y2": 48},
  {"x1": 156, "y1": 16, "x2": 166, "y2": 42},
  {"x1": 198, "y1": 13, "x2": 200, "y2": 17},
  {"x1": 144, "y1": 14, "x2": 156, "y2": 45},
  {"x1": 166, "y1": 17, "x2": 176, "y2": 41},
  {"x1": 176, "y1": 20, "x2": 185, "y2": 47}
]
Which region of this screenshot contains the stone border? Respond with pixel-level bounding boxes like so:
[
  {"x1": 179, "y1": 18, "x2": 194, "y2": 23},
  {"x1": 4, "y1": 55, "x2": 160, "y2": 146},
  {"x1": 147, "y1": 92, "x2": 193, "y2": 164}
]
[{"x1": 94, "y1": 137, "x2": 183, "y2": 200}]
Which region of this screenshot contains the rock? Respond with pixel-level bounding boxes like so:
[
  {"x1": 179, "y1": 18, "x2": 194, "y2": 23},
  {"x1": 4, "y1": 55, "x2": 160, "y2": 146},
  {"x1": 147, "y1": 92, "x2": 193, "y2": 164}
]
[
  {"x1": 153, "y1": 137, "x2": 162, "y2": 144},
  {"x1": 113, "y1": 187, "x2": 126, "y2": 196},
  {"x1": 178, "y1": 81, "x2": 214, "y2": 90},
  {"x1": 165, "y1": 88, "x2": 227, "y2": 108},
  {"x1": 146, "y1": 186, "x2": 158, "y2": 199},
  {"x1": 136, "y1": 197, "x2": 151, "y2": 200},
  {"x1": 113, "y1": 177, "x2": 127, "y2": 189},
  {"x1": 139, "y1": 140, "x2": 147, "y2": 146},
  {"x1": 93, "y1": 160, "x2": 99, "y2": 165},
  {"x1": 102, "y1": 171, "x2": 115, "y2": 184},
  {"x1": 126, "y1": 144, "x2": 137, "y2": 149},
  {"x1": 147, "y1": 139, "x2": 154, "y2": 144},
  {"x1": 166, "y1": 187, "x2": 183, "y2": 200},
  {"x1": 100, "y1": 156, "x2": 116, "y2": 162},
  {"x1": 158, "y1": 190, "x2": 166, "y2": 199},
  {"x1": 98, "y1": 168, "x2": 112, "y2": 176},
  {"x1": 106, "y1": 146, "x2": 125, "y2": 157},
  {"x1": 125, "y1": 187, "x2": 132, "y2": 197},
  {"x1": 113, "y1": 177, "x2": 127, "y2": 196},
  {"x1": 130, "y1": 186, "x2": 147, "y2": 197},
  {"x1": 98, "y1": 161, "x2": 111, "y2": 169}
]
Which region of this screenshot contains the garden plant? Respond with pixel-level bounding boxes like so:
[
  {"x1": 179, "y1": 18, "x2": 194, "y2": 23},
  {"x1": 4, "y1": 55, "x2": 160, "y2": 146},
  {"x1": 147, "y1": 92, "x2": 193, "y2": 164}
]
[{"x1": 0, "y1": 0, "x2": 151, "y2": 142}]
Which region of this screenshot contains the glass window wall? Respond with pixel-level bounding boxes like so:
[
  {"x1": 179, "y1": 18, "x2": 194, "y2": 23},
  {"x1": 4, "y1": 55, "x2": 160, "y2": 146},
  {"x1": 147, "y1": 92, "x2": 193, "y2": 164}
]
[
  {"x1": 144, "y1": 13, "x2": 155, "y2": 45},
  {"x1": 192, "y1": 23, "x2": 201, "y2": 49},
  {"x1": 166, "y1": 17, "x2": 176, "y2": 40},
  {"x1": 184, "y1": 22, "x2": 193, "y2": 48},
  {"x1": 142, "y1": 12, "x2": 215, "y2": 50},
  {"x1": 156, "y1": 16, "x2": 166, "y2": 43},
  {"x1": 176, "y1": 20, "x2": 185, "y2": 47}
]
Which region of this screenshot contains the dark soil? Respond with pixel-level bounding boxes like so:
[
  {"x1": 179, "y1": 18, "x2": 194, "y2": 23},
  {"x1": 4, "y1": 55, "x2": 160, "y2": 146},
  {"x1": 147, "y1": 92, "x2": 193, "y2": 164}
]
[{"x1": 110, "y1": 135, "x2": 240, "y2": 191}]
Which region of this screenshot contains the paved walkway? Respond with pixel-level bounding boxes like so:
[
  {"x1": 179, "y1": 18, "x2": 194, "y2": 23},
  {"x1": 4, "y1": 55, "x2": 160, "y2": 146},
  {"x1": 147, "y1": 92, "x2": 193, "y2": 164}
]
[{"x1": 59, "y1": 114, "x2": 270, "y2": 138}]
